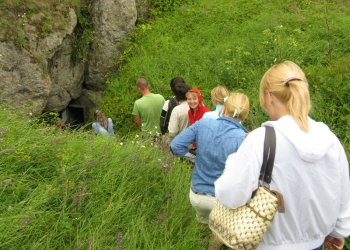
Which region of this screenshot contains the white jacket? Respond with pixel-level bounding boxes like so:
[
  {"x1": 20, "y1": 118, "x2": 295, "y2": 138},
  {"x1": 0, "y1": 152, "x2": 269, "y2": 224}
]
[{"x1": 215, "y1": 115, "x2": 350, "y2": 250}]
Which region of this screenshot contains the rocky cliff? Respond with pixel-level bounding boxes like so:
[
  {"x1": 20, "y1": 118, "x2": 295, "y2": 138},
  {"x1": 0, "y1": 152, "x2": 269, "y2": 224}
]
[{"x1": 0, "y1": 0, "x2": 148, "y2": 118}]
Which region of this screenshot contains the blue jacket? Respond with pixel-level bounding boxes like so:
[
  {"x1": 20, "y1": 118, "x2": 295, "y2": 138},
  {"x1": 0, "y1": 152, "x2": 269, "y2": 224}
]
[{"x1": 170, "y1": 116, "x2": 247, "y2": 196}]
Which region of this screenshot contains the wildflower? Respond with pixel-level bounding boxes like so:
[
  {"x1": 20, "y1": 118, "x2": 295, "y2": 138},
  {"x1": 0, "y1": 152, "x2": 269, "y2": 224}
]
[
  {"x1": 20, "y1": 216, "x2": 30, "y2": 226},
  {"x1": 274, "y1": 58, "x2": 277, "y2": 62},
  {"x1": 141, "y1": 145, "x2": 145, "y2": 148},
  {"x1": 0, "y1": 54, "x2": 2, "y2": 57},
  {"x1": 120, "y1": 142, "x2": 123, "y2": 146},
  {"x1": 116, "y1": 232, "x2": 123, "y2": 250},
  {"x1": 135, "y1": 134, "x2": 139, "y2": 138}
]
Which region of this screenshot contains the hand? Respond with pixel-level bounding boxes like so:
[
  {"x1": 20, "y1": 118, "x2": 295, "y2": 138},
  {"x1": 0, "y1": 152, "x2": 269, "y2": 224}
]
[
  {"x1": 324, "y1": 236, "x2": 344, "y2": 250},
  {"x1": 245, "y1": 132, "x2": 251, "y2": 138}
]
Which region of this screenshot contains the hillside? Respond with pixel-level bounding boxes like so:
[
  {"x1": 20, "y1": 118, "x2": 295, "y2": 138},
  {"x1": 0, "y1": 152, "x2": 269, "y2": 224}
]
[{"x1": 1, "y1": 0, "x2": 350, "y2": 249}]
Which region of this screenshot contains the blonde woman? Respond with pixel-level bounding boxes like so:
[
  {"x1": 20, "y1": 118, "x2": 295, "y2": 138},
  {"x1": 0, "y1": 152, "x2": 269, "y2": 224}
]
[
  {"x1": 203, "y1": 86, "x2": 229, "y2": 119},
  {"x1": 92, "y1": 110, "x2": 115, "y2": 137},
  {"x1": 215, "y1": 61, "x2": 350, "y2": 250},
  {"x1": 170, "y1": 92, "x2": 250, "y2": 249}
]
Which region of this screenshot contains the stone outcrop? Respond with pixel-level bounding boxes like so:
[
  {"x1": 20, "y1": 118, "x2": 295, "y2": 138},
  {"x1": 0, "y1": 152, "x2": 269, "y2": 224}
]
[
  {"x1": 86, "y1": 0, "x2": 137, "y2": 90},
  {"x1": 0, "y1": 1, "x2": 140, "y2": 115}
]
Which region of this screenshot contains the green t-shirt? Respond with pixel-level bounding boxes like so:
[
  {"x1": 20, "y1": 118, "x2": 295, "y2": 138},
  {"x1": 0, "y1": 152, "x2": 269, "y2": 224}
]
[{"x1": 132, "y1": 93, "x2": 165, "y2": 135}]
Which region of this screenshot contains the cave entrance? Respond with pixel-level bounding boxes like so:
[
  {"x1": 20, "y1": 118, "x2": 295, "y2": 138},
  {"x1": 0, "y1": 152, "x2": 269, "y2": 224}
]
[
  {"x1": 60, "y1": 93, "x2": 97, "y2": 127},
  {"x1": 61, "y1": 104, "x2": 86, "y2": 125}
]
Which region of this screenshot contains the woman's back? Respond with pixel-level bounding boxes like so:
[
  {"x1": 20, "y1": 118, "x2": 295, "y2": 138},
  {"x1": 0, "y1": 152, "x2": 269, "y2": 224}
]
[
  {"x1": 189, "y1": 117, "x2": 247, "y2": 195},
  {"x1": 216, "y1": 117, "x2": 349, "y2": 249}
]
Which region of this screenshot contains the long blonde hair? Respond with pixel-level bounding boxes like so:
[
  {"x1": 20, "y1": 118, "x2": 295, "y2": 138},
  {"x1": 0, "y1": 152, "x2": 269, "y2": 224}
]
[
  {"x1": 94, "y1": 110, "x2": 109, "y2": 130},
  {"x1": 223, "y1": 92, "x2": 250, "y2": 122},
  {"x1": 259, "y1": 61, "x2": 310, "y2": 132},
  {"x1": 211, "y1": 86, "x2": 229, "y2": 106}
]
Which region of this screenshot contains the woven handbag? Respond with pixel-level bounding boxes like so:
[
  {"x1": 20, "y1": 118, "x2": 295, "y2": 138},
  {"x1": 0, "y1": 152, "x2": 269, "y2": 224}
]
[{"x1": 209, "y1": 126, "x2": 285, "y2": 250}]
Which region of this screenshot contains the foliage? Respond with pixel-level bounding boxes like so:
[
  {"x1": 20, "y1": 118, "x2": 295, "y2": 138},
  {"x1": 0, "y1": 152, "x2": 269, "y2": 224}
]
[
  {"x1": 0, "y1": 0, "x2": 94, "y2": 64},
  {"x1": 71, "y1": 2, "x2": 96, "y2": 63},
  {"x1": 0, "y1": 106, "x2": 209, "y2": 249},
  {"x1": 0, "y1": 0, "x2": 78, "y2": 44},
  {"x1": 149, "y1": 0, "x2": 194, "y2": 16},
  {"x1": 104, "y1": 0, "x2": 350, "y2": 144},
  {"x1": 1, "y1": 0, "x2": 350, "y2": 249}
]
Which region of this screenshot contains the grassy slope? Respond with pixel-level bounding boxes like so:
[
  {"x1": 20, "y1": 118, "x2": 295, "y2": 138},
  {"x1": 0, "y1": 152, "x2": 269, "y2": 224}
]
[
  {"x1": 0, "y1": 108, "x2": 205, "y2": 249},
  {"x1": 1, "y1": 0, "x2": 350, "y2": 249},
  {"x1": 104, "y1": 0, "x2": 350, "y2": 148}
]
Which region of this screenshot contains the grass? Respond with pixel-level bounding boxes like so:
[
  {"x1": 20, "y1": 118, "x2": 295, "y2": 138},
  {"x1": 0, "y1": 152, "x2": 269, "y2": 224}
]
[
  {"x1": 103, "y1": 0, "x2": 350, "y2": 145},
  {"x1": 0, "y1": 107, "x2": 211, "y2": 249}
]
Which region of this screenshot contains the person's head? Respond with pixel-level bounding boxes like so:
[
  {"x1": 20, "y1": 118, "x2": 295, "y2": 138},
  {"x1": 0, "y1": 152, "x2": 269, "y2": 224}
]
[
  {"x1": 259, "y1": 61, "x2": 310, "y2": 132},
  {"x1": 173, "y1": 82, "x2": 190, "y2": 101},
  {"x1": 222, "y1": 92, "x2": 250, "y2": 122},
  {"x1": 170, "y1": 77, "x2": 186, "y2": 94},
  {"x1": 186, "y1": 88, "x2": 203, "y2": 111},
  {"x1": 136, "y1": 78, "x2": 150, "y2": 93},
  {"x1": 211, "y1": 86, "x2": 229, "y2": 106},
  {"x1": 94, "y1": 110, "x2": 108, "y2": 130}
]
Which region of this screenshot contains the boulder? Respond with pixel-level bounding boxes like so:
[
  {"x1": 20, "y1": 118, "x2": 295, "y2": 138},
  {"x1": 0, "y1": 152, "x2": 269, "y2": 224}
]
[
  {"x1": 85, "y1": 0, "x2": 137, "y2": 90},
  {"x1": 0, "y1": 1, "x2": 142, "y2": 115}
]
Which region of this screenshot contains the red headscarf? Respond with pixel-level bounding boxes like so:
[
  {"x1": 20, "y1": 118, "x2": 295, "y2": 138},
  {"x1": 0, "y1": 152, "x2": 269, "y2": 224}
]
[{"x1": 187, "y1": 88, "x2": 211, "y2": 125}]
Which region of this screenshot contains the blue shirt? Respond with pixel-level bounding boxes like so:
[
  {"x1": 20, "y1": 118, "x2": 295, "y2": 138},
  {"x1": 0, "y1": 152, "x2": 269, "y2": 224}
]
[
  {"x1": 202, "y1": 105, "x2": 223, "y2": 119},
  {"x1": 170, "y1": 116, "x2": 247, "y2": 195}
]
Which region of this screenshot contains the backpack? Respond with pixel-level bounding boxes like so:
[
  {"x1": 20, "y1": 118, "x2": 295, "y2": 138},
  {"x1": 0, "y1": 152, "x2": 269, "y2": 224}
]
[{"x1": 161, "y1": 98, "x2": 178, "y2": 134}]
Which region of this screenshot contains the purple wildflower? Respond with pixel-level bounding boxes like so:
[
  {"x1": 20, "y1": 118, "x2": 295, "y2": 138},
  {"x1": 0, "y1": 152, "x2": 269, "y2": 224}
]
[
  {"x1": 20, "y1": 216, "x2": 30, "y2": 226},
  {"x1": 116, "y1": 232, "x2": 123, "y2": 250}
]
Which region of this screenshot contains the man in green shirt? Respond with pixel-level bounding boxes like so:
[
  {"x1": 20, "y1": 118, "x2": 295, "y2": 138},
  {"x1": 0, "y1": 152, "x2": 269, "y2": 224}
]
[{"x1": 132, "y1": 78, "x2": 165, "y2": 136}]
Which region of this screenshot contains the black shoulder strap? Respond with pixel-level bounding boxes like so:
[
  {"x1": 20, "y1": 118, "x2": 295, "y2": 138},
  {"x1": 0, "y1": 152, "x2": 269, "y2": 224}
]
[
  {"x1": 169, "y1": 97, "x2": 177, "y2": 109},
  {"x1": 259, "y1": 126, "x2": 276, "y2": 185}
]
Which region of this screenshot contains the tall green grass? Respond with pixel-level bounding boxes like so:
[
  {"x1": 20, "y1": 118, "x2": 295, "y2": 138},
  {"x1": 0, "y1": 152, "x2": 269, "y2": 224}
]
[
  {"x1": 0, "y1": 107, "x2": 212, "y2": 249},
  {"x1": 1, "y1": 0, "x2": 350, "y2": 249},
  {"x1": 103, "y1": 0, "x2": 350, "y2": 148}
]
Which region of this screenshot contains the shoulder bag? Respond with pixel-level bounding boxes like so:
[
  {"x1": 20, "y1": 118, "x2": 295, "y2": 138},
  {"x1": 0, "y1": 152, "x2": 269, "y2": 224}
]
[{"x1": 209, "y1": 126, "x2": 285, "y2": 250}]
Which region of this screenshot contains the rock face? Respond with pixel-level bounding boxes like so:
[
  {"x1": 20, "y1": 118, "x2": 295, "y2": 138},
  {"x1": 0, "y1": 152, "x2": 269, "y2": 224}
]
[
  {"x1": 86, "y1": 0, "x2": 137, "y2": 90},
  {"x1": 0, "y1": 1, "x2": 140, "y2": 115}
]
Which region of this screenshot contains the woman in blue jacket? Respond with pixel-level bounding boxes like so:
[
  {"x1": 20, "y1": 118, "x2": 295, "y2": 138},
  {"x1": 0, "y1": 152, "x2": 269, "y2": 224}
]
[{"x1": 170, "y1": 92, "x2": 249, "y2": 249}]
